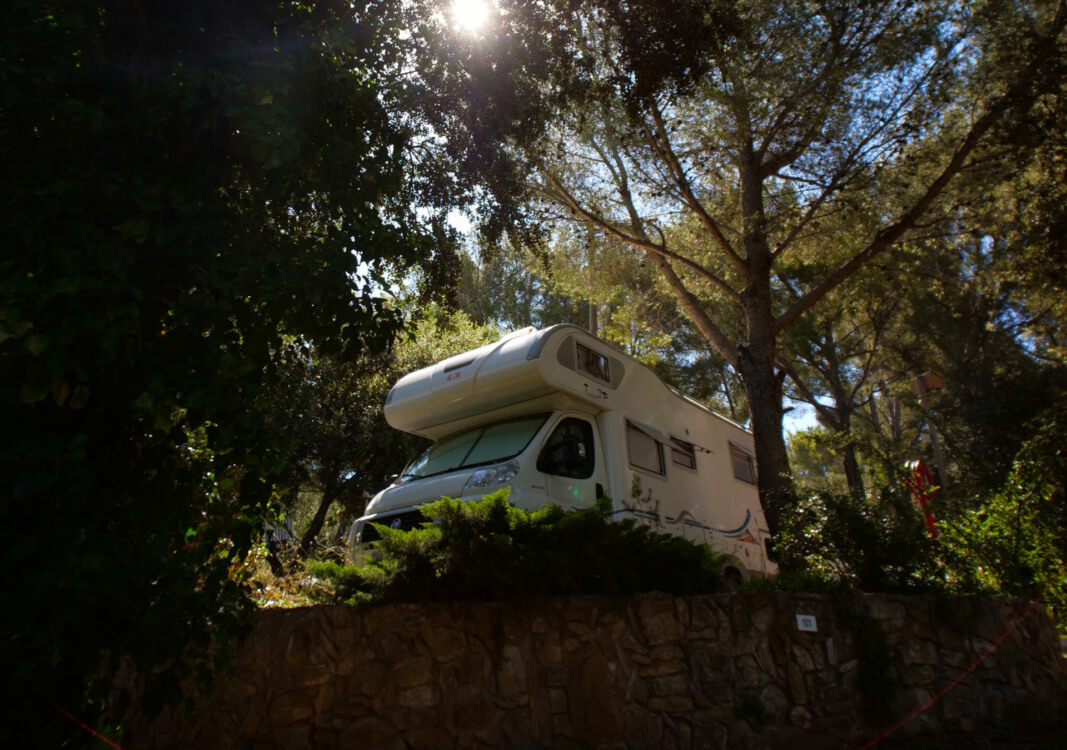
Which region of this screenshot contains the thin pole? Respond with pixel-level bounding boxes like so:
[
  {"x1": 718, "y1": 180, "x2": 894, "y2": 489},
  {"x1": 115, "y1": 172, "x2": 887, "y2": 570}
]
[{"x1": 913, "y1": 375, "x2": 950, "y2": 488}]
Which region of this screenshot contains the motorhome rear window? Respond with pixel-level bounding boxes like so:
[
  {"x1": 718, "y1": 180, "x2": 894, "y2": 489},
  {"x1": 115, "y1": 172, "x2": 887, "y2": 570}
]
[
  {"x1": 730, "y1": 443, "x2": 756, "y2": 484},
  {"x1": 627, "y1": 422, "x2": 664, "y2": 475},
  {"x1": 402, "y1": 413, "x2": 550, "y2": 481},
  {"x1": 576, "y1": 343, "x2": 611, "y2": 384}
]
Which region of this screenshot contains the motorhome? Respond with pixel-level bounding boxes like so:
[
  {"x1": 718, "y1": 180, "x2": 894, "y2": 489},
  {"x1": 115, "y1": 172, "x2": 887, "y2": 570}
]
[{"x1": 348, "y1": 325, "x2": 777, "y2": 578}]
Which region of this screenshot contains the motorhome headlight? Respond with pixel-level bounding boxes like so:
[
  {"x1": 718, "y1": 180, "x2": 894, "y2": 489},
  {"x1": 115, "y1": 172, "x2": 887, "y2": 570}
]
[{"x1": 464, "y1": 460, "x2": 520, "y2": 490}]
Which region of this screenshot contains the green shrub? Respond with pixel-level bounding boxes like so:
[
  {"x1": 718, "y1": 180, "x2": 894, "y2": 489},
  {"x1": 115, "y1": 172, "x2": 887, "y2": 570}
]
[
  {"x1": 771, "y1": 401, "x2": 1067, "y2": 635},
  {"x1": 939, "y1": 400, "x2": 1067, "y2": 633},
  {"x1": 772, "y1": 485, "x2": 953, "y2": 593},
  {"x1": 309, "y1": 491, "x2": 731, "y2": 605}
]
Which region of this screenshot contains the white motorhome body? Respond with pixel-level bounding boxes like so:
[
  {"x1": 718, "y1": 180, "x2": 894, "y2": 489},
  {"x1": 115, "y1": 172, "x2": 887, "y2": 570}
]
[{"x1": 349, "y1": 325, "x2": 776, "y2": 578}]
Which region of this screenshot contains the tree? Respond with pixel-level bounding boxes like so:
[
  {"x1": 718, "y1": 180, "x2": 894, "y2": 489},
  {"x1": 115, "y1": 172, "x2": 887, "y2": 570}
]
[
  {"x1": 456, "y1": 243, "x2": 583, "y2": 331},
  {"x1": 0, "y1": 0, "x2": 490, "y2": 742},
  {"x1": 502, "y1": 0, "x2": 1067, "y2": 529},
  {"x1": 264, "y1": 309, "x2": 499, "y2": 561}
]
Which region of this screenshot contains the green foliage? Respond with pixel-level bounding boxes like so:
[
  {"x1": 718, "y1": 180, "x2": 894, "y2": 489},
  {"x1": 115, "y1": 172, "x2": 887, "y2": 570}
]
[
  {"x1": 940, "y1": 401, "x2": 1067, "y2": 632},
  {"x1": 262, "y1": 306, "x2": 499, "y2": 557},
  {"x1": 0, "y1": 1, "x2": 498, "y2": 744},
  {"x1": 770, "y1": 402, "x2": 1067, "y2": 636},
  {"x1": 740, "y1": 568, "x2": 848, "y2": 595},
  {"x1": 774, "y1": 487, "x2": 953, "y2": 593},
  {"x1": 309, "y1": 491, "x2": 730, "y2": 605}
]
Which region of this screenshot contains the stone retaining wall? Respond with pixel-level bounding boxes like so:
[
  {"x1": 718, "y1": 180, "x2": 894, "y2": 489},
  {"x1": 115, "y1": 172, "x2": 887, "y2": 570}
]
[{"x1": 125, "y1": 593, "x2": 1064, "y2": 749}]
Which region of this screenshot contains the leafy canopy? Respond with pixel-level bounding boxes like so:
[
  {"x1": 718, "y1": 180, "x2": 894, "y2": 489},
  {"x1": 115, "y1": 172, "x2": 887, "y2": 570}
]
[{"x1": 0, "y1": 0, "x2": 496, "y2": 742}]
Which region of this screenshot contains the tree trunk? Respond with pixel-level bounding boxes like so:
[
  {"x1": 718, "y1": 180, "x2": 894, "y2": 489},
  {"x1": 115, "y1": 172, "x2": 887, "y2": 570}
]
[
  {"x1": 737, "y1": 343, "x2": 793, "y2": 538},
  {"x1": 298, "y1": 482, "x2": 339, "y2": 558},
  {"x1": 830, "y1": 387, "x2": 865, "y2": 500},
  {"x1": 736, "y1": 151, "x2": 795, "y2": 537},
  {"x1": 841, "y1": 441, "x2": 864, "y2": 500}
]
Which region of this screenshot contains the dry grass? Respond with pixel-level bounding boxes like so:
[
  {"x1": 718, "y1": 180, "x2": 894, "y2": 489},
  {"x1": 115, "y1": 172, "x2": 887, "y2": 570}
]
[{"x1": 236, "y1": 544, "x2": 335, "y2": 609}]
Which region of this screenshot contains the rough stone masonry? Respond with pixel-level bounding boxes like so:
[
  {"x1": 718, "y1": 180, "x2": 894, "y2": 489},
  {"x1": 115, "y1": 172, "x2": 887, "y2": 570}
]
[{"x1": 125, "y1": 593, "x2": 1064, "y2": 749}]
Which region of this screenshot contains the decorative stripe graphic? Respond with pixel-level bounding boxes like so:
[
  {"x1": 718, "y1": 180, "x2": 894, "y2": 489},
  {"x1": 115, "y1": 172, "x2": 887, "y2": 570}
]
[{"x1": 609, "y1": 507, "x2": 761, "y2": 543}]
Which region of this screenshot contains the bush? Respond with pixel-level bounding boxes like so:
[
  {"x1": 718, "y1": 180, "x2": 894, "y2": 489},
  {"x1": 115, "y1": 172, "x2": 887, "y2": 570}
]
[
  {"x1": 773, "y1": 485, "x2": 954, "y2": 593},
  {"x1": 309, "y1": 491, "x2": 731, "y2": 605},
  {"x1": 939, "y1": 400, "x2": 1067, "y2": 632},
  {"x1": 773, "y1": 401, "x2": 1067, "y2": 635}
]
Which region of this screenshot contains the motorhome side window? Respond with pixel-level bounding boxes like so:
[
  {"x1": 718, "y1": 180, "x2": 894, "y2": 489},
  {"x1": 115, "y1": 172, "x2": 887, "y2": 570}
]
[
  {"x1": 730, "y1": 444, "x2": 756, "y2": 484},
  {"x1": 670, "y1": 438, "x2": 697, "y2": 471},
  {"x1": 576, "y1": 343, "x2": 610, "y2": 384},
  {"x1": 537, "y1": 418, "x2": 595, "y2": 479},
  {"x1": 627, "y1": 422, "x2": 664, "y2": 475}
]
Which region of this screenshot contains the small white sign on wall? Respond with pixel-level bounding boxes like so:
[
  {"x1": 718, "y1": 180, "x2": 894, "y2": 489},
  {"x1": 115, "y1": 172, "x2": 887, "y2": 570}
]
[{"x1": 796, "y1": 614, "x2": 818, "y2": 632}]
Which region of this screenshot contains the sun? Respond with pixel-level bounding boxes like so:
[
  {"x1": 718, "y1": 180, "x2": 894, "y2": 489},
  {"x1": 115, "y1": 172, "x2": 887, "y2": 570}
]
[{"x1": 452, "y1": 0, "x2": 490, "y2": 32}]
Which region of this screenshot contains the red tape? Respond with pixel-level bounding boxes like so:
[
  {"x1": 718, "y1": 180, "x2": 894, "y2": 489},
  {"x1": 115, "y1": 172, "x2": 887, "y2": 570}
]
[
  {"x1": 51, "y1": 702, "x2": 126, "y2": 750},
  {"x1": 856, "y1": 593, "x2": 1046, "y2": 749}
]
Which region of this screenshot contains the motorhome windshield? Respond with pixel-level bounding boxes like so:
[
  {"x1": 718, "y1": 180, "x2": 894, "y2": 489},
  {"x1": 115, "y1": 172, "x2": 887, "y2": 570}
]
[{"x1": 402, "y1": 413, "x2": 550, "y2": 481}]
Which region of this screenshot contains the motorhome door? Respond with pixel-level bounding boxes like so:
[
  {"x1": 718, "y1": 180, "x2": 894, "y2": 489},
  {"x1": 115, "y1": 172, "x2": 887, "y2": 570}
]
[{"x1": 535, "y1": 414, "x2": 608, "y2": 510}]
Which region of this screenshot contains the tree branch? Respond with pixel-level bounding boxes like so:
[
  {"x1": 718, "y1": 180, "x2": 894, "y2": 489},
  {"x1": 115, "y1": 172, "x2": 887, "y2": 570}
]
[
  {"x1": 775, "y1": 0, "x2": 1067, "y2": 334},
  {"x1": 776, "y1": 355, "x2": 841, "y2": 429},
  {"x1": 645, "y1": 103, "x2": 746, "y2": 273},
  {"x1": 539, "y1": 170, "x2": 742, "y2": 303},
  {"x1": 649, "y1": 252, "x2": 740, "y2": 368}
]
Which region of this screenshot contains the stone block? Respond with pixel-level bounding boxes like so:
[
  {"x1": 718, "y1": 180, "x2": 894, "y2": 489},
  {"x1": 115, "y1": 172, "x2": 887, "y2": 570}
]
[
  {"x1": 338, "y1": 716, "x2": 405, "y2": 750},
  {"x1": 537, "y1": 631, "x2": 563, "y2": 666},
  {"x1": 868, "y1": 597, "x2": 907, "y2": 623},
  {"x1": 629, "y1": 674, "x2": 649, "y2": 704},
  {"x1": 737, "y1": 666, "x2": 764, "y2": 690},
  {"x1": 623, "y1": 706, "x2": 663, "y2": 748},
  {"x1": 393, "y1": 656, "x2": 434, "y2": 689},
  {"x1": 403, "y1": 726, "x2": 454, "y2": 750},
  {"x1": 898, "y1": 639, "x2": 939, "y2": 666},
  {"x1": 647, "y1": 695, "x2": 694, "y2": 713},
  {"x1": 789, "y1": 705, "x2": 812, "y2": 729},
  {"x1": 454, "y1": 694, "x2": 500, "y2": 731},
  {"x1": 639, "y1": 660, "x2": 687, "y2": 679},
  {"x1": 637, "y1": 595, "x2": 686, "y2": 646},
  {"x1": 544, "y1": 665, "x2": 569, "y2": 687},
  {"x1": 759, "y1": 683, "x2": 789, "y2": 725},
  {"x1": 496, "y1": 644, "x2": 528, "y2": 697},
  {"x1": 269, "y1": 688, "x2": 318, "y2": 725},
  {"x1": 651, "y1": 674, "x2": 688, "y2": 696},
  {"x1": 566, "y1": 621, "x2": 592, "y2": 637},
  {"x1": 689, "y1": 597, "x2": 723, "y2": 632},
  {"x1": 749, "y1": 602, "x2": 777, "y2": 634},
  {"x1": 791, "y1": 642, "x2": 815, "y2": 672},
  {"x1": 568, "y1": 650, "x2": 622, "y2": 745},
  {"x1": 552, "y1": 713, "x2": 575, "y2": 739},
  {"x1": 786, "y1": 660, "x2": 808, "y2": 705},
  {"x1": 902, "y1": 664, "x2": 936, "y2": 687},
  {"x1": 770, "y1": 726, "x2": 841, "y2": 750},
  {"x1": 398, "y1": 683, "x2": 441, "y2": 710},
  {"x1": 689, "y1": 641, "x2": 729, "y2": 684},
  {"x1": 421, "y1": 625, "x2": 466, "y2": 663},
  {"x1": 455, "y1": 649, "x2": 488, "y2": 685},
  {"x1": 268, "y1": 725, "x2": 314, "y2": 750}
]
